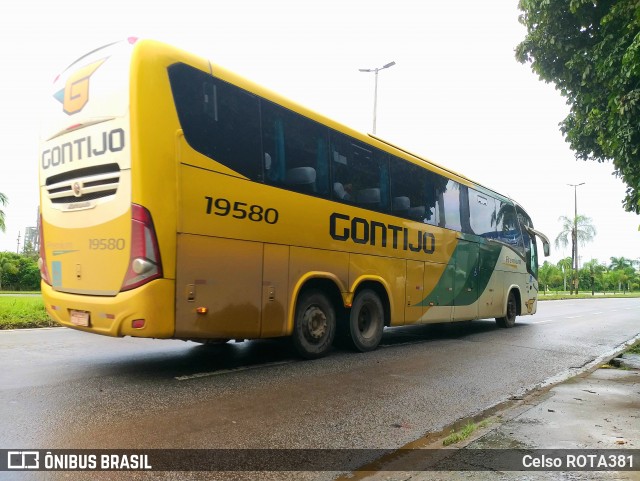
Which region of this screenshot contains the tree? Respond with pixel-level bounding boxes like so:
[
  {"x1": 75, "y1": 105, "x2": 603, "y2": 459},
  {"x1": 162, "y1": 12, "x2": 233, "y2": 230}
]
[
  {"x1": 0, "y1": 191, "x2": 7, "y2": 233},
  {"x1": 605, "y1": 270, "x2": 623, "y2": 294},
  {"x1": 554, "y1": 215, "x2": 596, "y2": 293},
  {"x1": 516, "y1": 0, "x2": 640, "y2": 214},
  {"x1": 21, "y1": 240, "x2": 38, "y2": 262},
  {"x1": 608, "y1": 257, "x2": 637, "y2": 293},
  {"x1": 538, "y1": 261, "x2": 561, "y2": 294},
  {"x1": 0, "y1": 252, "x2": 40, "y2": 291},
  {"x1": 556, "y1": 257, "x2": 573, "y2": 292},
  {"x1": 581, "y1": 258, "x2": 607, "y2": 295},
  {"x1": 0, "y1": 253, "x2": 19, "y2": 291},
  {"x1": 608, "y1": 256, "x2": 636, "y2": 271}
]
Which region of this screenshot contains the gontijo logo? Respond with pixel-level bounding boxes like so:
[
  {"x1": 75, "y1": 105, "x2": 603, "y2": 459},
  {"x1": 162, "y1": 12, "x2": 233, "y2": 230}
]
[{"x1": 53, "y1": 58, "x2": 106, "y2": 115}]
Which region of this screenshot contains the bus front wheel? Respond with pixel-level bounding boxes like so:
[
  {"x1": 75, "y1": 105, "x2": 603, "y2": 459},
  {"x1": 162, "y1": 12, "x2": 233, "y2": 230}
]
[
  {"x1": 347, "y1": 289, "x2": 384, "y2": 352},
  {"x1": 496, "y1": 291, "x2": 517, "y2": 328},
  {"x1": 292, "y1": 289, "x2": 336, "y2": 359}
]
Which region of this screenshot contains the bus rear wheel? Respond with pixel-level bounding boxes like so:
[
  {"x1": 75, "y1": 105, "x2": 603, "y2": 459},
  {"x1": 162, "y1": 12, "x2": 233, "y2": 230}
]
[
  {"x1": 496, "y1": 291, "x2": 517, "y2": 328},
  {"x1": 347, "y1": 289, "x2": 384, "y2": 352},
  {"x1": 292, "y1": 289, "x2": 336, "y2": 359}
]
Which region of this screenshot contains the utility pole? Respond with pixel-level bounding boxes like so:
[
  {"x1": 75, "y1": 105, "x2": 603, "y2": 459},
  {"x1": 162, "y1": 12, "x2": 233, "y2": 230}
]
[
  {"x1": 359, "y1": 61, "x2": 396, "y2": 134},
  {"x1": 16, "y1": 230, "x2": 21, "y2": 254}
]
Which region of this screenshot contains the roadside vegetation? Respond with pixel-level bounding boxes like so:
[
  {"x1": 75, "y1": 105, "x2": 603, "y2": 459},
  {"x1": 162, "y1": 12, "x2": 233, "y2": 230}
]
[
  {"x1": 0, "y1": 296, "x2": 54, "y2": 329},
  {"x1": 539, "y1": 256, "x2": 640, "y2": 297},
  {"x1": 0, "y1": 251, "x2": 40, "y2": 291},
  {"x1": 442, "y1": 420, "x2": 489, "y2": 446}
]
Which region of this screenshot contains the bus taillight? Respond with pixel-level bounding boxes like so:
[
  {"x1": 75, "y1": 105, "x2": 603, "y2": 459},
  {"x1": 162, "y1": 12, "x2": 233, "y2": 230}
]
[
  {"x1": 38, "y1": 213, "x2": 51, "y2": 285},
  {"x1": 121, "y1": 204, "x2": 163, "y2": 291}
]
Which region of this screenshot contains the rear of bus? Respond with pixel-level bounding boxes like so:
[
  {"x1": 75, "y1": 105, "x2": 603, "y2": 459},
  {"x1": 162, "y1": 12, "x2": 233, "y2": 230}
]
[{"x1": 38, "y1": 39, "x2": 174, "y2": 338}]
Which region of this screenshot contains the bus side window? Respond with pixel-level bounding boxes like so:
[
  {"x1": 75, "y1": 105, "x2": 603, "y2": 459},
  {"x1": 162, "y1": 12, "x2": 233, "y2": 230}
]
[
  {"x1": 468, "y1": 189, "x2": 497, "y2": 237},
  {"x1": 331, "y1": 132, "x2": 389, "y2": 212},
  {"x1": 439, "y1": 179, "x2": 462, "y2": 231},
  {"x1": 261, "y1": 100, "x2": 329, "y2": 197},
  {"x1": 168, "y1": 63, "x2": 262, "y2": 181}
]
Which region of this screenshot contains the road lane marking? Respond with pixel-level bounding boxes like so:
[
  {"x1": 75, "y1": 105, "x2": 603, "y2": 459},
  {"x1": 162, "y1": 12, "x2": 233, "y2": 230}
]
[
  {"x1": 175, "y1": 360, "x2": 294, "y2": 381},
  {"x1": 566, "y1": 316, "x2": 582, "y2": 319},
  {"x1": 530, "y1": 320, "x2": 553, "y2": 324}
]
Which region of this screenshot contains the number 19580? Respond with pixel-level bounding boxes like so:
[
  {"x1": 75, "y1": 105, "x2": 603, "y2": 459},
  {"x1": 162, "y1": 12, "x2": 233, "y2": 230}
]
[
  {"x1": 205, "y1": 196, "x2": 279, "y2": 224},
  {"x1": 89, "y1": 238, "x2": 126, "y2": 250}
]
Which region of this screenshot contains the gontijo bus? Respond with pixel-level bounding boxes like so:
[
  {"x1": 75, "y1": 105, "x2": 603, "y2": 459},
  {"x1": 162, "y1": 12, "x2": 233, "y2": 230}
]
[{"x1": 38, "y1": 38, "x2": 550, "y2": 359}]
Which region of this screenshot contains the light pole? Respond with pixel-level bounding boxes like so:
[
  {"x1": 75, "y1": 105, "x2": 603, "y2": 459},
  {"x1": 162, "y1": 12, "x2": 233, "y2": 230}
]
[
  {"x1": 359, "y1": 61, "x2": 396, "y2": 134},
  {"x1": 568, "y1": 182, "x2": 585, "y2": 294}
]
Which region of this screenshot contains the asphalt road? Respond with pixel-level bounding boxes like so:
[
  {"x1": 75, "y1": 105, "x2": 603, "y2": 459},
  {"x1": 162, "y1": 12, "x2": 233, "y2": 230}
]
[{"x1": 1, "y1": 298, "x2": 639, "y2": 480}]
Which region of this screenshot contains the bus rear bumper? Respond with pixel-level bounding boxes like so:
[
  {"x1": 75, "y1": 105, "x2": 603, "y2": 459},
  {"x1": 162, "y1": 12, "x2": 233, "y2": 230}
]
[{"x1": 41, "y1": 279, "x2": 175, "y2": 338}]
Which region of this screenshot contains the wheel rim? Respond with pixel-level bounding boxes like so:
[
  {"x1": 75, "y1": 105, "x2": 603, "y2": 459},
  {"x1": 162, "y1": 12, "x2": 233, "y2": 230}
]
[
  {"x1": 507, "y1": 297, "x2": 516, "y2": 320},
  {"x1": 357, "y1": 303, "x2": 378, "y2": 339},
  {"x1": 302, "y1": 305, "x2": 327, "y2": 343}
]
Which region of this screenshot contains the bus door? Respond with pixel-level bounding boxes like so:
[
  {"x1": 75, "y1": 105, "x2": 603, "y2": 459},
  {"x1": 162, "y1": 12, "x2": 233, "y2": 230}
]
[
  {"x1": 478, "y1": 242, "x2": 504, "y2": 319},
  {"x1": 452, "y1": 240, "x2": 480, "y2": 321}
]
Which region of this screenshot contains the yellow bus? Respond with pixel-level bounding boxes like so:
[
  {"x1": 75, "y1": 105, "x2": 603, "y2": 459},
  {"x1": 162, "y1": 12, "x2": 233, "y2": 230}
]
[{"x1": 38, "y1": 38, "x2": 550, "y2": 359}]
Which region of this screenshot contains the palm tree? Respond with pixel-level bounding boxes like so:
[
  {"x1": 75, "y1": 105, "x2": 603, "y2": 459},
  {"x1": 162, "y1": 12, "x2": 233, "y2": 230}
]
[
  {"x1": 0, "y1": 191, "x2": 7, "y2": 233},
  {"x1": 554, "y1": 215, "x2": 596, "y2": 294},
  {"x1": 582, "y1": 259, "x2": 606, "y2": 295},
  {"x1": 608, "y1": 256, "x2": 635, "y2": 271},
  {"x1": 608, "y1": 257, "x2": 637, "y2": 292}
]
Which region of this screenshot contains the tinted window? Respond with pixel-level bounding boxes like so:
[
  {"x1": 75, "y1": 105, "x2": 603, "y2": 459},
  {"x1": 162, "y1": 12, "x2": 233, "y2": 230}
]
[
  {"x1": 168, "y1": 63, "x2": 262, "y2": 180},
  {"x1": 331, "y1": 133, "x2": 389, "y2": 212},
  {"x1": 389, "y1": 156, "x2": 442, "y2": 224},
  {"x1": 262, "y1": 101, "x2": 329, "y2": 196}
]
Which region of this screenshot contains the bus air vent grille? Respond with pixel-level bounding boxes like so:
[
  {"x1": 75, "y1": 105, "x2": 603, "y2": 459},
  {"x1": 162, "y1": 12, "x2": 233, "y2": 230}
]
[{"x1": 46, "y1": 163, "x2": 120, "y2": 204}]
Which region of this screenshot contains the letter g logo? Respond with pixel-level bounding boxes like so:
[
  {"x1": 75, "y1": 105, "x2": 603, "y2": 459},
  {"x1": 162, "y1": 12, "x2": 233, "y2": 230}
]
[{"x1": 54, "y1": 58, "x2": 106, "y2": 115}]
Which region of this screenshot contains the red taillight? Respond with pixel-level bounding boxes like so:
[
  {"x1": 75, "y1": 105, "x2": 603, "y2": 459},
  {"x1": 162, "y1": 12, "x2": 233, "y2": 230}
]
[
  {"x1": 132, "y1": 319, "x2": 146, "y2": 329},
  {"x1": 38, "y1": 213, "x2": 51, "y2": 285},
  {"x1": 120, "y1": 204, "x2": 163, "y2": 291}
]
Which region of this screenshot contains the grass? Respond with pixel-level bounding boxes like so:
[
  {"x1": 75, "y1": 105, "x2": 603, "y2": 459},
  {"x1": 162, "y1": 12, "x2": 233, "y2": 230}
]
[
  {"x1": 0, "y1": 296, "x2": 57, "y2": 329},
  {"x1": 442, "y1": 420, "x2": 489, "y2": 446},
  {"x1": 539, "y1": 291, "x2": 640, "y2": 301},
  {"x1": 1, "y1": 291, "x2": 41, "y2": 295},
  {"x1": 627, "y1": 342, "x2": 640, "y2": 356}
]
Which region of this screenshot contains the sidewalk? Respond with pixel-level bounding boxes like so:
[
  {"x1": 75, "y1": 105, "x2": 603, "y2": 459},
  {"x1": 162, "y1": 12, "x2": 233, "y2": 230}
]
[{"x1": 345, "y1": 352, "x2": 640, "y2": 481}]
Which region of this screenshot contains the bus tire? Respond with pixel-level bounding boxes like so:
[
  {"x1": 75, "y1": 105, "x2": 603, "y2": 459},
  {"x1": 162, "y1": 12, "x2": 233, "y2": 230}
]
[
  {"x1": 496, "y1": 291, "x2": 517, "y2": 328},
  {"x1": 292, "y1": 289, "x2": 336, "y2": 359},
  {"x1": 347, "y1": 289, "x2": 384, "y2": 352}
]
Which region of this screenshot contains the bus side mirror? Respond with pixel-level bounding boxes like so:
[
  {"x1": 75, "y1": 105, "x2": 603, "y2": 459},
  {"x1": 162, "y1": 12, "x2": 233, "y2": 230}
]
[{"x1": 524, "y1": 225, "x2": 551, "y2": 257}]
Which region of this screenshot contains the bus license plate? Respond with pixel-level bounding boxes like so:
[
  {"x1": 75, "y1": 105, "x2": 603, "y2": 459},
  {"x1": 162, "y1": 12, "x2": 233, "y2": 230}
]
[{"x1": 70, "y1": 310, "x2": 90, "y2": 327}]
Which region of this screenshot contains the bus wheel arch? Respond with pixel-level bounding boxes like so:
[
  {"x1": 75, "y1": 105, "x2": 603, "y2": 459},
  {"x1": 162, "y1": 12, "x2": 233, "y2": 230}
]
[
  {"x1": 343, "y1": 280, "x2": 390, "y2": 352},
  {"x1": 291, "y1": 277, "x2": 344, "y2": 359},
  {"x1": 496, "y1": 287, "x2": 521, "y2": 328}
]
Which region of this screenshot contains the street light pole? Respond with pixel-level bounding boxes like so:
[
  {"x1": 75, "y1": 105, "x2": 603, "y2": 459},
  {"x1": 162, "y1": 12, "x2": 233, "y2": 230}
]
[
  {"x1": 568, "y1": 182, "x2": 585, "y2": 294},
  {"x1": 359, "y1": 61, "x2": 396, "y2": 134}
]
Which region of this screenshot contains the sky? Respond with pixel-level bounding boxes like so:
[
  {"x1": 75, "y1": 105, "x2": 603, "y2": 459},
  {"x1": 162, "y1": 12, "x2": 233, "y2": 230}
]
[{"x1": 0, "y1": 0, "x2": 638, "y2": 266}]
